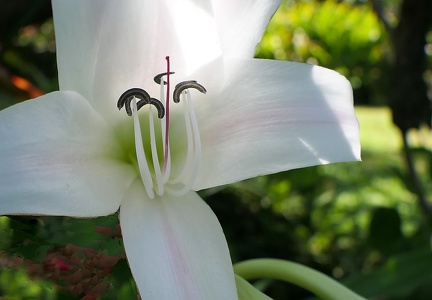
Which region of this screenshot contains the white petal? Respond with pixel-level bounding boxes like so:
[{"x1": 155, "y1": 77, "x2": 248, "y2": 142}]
[
  {"x1": 0, "y1": 92, "x2": 136, "y2": 216},
  {"x1": 212, "y1": 0, "x2": 282, "y2": 58},
  {"x1": 193, "y1": 59, "x2": 360, "y2": 190},
  {"x1": 120, "y1": 181, "x2": 237, "y2": 300},
  {"x1": 52, "y1": 0, "x2": 222, "y2": 118}
]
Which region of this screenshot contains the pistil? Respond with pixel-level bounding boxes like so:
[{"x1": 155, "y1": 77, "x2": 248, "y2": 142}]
[{"x1": 117, "y1": 59, "x2": 207, "y2": 199}]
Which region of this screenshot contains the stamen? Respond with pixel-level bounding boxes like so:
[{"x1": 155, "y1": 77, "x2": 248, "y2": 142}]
[
  {"x1": 154, "y1": 72, "x2": 175, "y2": 85},
  {"x1": 186, "y1": 90, "x2": 202, "y2": 187},
  {"x1": 173, "y1": 80, "x2": 206, "y2": 103},
  {"x1": 148, "y1": 105, "x2": 164, "y2": 196},
  {"x1": 118, "y1": 88, "x2": 165, "y2": 118},
  {"x1": 117, "y1": 88, "x2": 151, "y2": 116},
  {"x1": 137, "y1": 97, "x2": 165, "y2": 119},
  {"x1": 169, "y1": 92, "x2": 193, "y2": 185},
  {"x1": 168, "y1": 90, "x2": 201, "y2": 196},
  {"x1": 131, "y1": 97, "x2": 155, "y2": 199}
]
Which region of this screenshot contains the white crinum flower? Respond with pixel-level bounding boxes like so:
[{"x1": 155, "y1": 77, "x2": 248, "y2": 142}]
[{"x1": 0, "y1": 0, "x2": 360, "y2": 299}]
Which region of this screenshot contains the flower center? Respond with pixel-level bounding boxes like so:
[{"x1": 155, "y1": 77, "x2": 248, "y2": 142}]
[{"x1": 117, "y1": 57, "x2": 206, "y2": 199}]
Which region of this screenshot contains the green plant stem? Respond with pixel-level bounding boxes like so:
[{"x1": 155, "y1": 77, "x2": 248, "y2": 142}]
[
  {"x1": 235, "y1": 275, "x2": 273, "y2": 300},
  {"x1": 234, "y1": 259, "x2": 366, "y2": 300}
]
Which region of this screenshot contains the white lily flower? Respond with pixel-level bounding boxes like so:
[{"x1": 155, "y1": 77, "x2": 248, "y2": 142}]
[{"x1": 0, "y1": 0, "x2": 360, "y2": 299}]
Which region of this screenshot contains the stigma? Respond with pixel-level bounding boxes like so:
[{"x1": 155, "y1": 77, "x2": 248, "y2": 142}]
[{"x1": 117, "y1": 57, "x2": 206, "y2": 199}]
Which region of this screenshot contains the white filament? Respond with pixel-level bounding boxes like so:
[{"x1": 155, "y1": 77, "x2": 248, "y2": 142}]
[
  {"x1": 131, "y1": 84, "x2": 202, "y2": 198},
  {"x1": 132, "y1": 98, "x2": 155, "y2": 199},
  {"x1": 166, "y1": 91, "x2": 201, "y2": 196},
  {"x1": 169, "y1": 92, "x2": 194, "y2": 185},
  {"x1": 148, "y1": 105, "x2": 164, "y2": 196}
]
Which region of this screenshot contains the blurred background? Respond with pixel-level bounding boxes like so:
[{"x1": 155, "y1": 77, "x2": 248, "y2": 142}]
[{"x1": 1, "y1": 0, "x2": 432, "y2": 299}]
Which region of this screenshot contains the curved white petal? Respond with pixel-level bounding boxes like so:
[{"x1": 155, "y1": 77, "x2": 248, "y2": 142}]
[
  {"x1": 53, "y1": 0, "x2": 222, "y2": 119},
  {"x1": 193, "y1": 59, "x2": 360, "y2": 190},
  {"x1": 0, "y1": 92, "x2": 136, "y2": 216},
  {"x1": 120, "y1": 181, "x2": 237, "y2": 300},
  {"x1": 212, "y1": 0, "x2": 282, "y2": 58}
]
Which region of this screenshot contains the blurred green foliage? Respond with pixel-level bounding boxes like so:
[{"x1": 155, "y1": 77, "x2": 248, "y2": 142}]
[
  {"x1": 207, "y1": 107, "x2": 432, "y2": 299},
  {"x1": 0, "y1": 268, "x2": 56, "y2": 300},
  {"x1": 256, "y1": 0, "x2": 391, "y2": 105},
  {"x1": 1, "y1": 0, "x2": 432, "y2": 299}
]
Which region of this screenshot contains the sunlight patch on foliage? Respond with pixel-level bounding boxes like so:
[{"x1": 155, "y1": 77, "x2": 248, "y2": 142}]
[
  {"x1": 356, "y1": 106, "x2": 402, "y2": 153},
  {"x1": 256, "y1": 0, "x2": 390, "y2": 104}
]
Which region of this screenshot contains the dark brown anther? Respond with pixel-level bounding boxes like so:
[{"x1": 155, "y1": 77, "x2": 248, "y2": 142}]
[
  {"x1": 154, "y1": 72, "x2": 176, "y2": 85},
  {"x1": 173, "y1": 80, "x2": 207, "y2": 103},
  {"x1": 137, "y1": 98, "x2": 165, "y2": 119},
  {"x1": 117, "y1": 88, "x2": 165, "y2": 118}
]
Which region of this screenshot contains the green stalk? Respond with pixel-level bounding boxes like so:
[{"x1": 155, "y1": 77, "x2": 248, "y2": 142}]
[
  {"x1": 235, "y1": 275, "x2": 273, "y2": 300},
  {"x1": 234, "y1": 259, "x2": 366, "y2": 300}
]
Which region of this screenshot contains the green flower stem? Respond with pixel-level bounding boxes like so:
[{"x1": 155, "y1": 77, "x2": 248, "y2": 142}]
[
  {"x1": 235, "y1": 275, "x2": 273, "y2": 300},
  {"x1": 234, "y1": 259, "x2": 366, "y2": 300}
]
